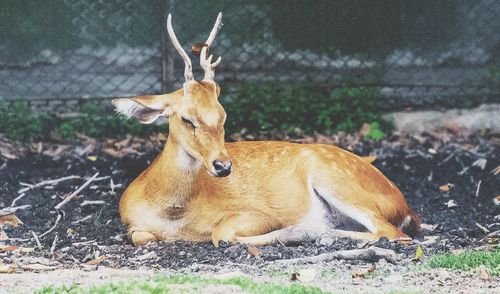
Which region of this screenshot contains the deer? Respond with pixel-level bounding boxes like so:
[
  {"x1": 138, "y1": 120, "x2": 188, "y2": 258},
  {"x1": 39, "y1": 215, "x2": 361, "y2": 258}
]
[{"x1": 112, "y1": 12, "x2": 420, "y2": 247}]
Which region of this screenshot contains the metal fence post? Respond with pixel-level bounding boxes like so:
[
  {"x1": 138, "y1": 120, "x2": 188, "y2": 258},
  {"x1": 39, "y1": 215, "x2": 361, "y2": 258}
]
[{"x1": 161, "y1": 0, "x2": 176, "y2": 92}]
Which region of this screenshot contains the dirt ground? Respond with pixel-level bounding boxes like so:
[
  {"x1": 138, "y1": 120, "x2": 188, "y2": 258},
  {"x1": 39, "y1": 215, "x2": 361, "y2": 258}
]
[{"x1": 0, "y1": 130, "x2": 499, "y2": 293}]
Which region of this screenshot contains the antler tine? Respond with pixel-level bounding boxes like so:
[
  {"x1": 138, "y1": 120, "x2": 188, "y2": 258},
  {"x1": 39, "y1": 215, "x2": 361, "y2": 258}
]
[
  {"x1": 167, "y1": 13, "x2": 194, "y2": 84},
  {"x1": 205, "y1": 12, "x2": 223, "y2": 47},
  {"x1": 201, "y1": 12, "x2": 223, "y2": 81}
]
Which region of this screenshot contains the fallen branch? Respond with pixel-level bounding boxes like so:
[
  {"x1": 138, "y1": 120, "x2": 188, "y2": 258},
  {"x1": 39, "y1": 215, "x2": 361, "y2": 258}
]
[
  {"x1": 80, "y1": 200, "x2": 106, "y2": 207},
  {"x1": 276, "y1": 246, "x2": 401, "y2": 264},
  {"x1": 10, "y1": 193, "x2": 27, "y2": 207},
  {"x1": 31, "y1": 231, "x2": 42, "y2": 250},
  {"x1": 50, "y1": 233, "x2": 58, "y2": 257},
  {"x1": 18, "y1": 175, "x2": 80, "y2": 194},
  {"x1": 0, "y1": 205, "x2": 31, "y2": 217},
  {"x1": 38, "y1": 212, "x2": 62, "y2": 238},
  {"x1": 54, "y1": 172, "x2": 99, "y2": 210},
  {"x1": 71, "y1": 215, "x2": 92, "y2": 224}
]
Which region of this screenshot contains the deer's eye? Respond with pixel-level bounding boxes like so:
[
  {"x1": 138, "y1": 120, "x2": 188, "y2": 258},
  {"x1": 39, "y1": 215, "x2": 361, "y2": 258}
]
[{"x1": 181, "y1": 117, "x2": 196, "y2": 128}]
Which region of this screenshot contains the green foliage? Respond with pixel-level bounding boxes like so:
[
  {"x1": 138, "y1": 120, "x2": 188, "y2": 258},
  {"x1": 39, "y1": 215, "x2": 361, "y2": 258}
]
[
  {"x1": 223, "y1": 82, "x2": 385, "y2": 136},
  {"x1": 1, "y1": 83, "x2": 386, "y2": 142},
  {"x1": 36, "y1": 275, "x2": 325, "y2": 294},
  {"x1": 488, "y1": 66, "x2": 500, "y2": 103},
  {"x1": 363, "y1": 122, "x2": 385, "y2": 141},
  {"x1": 0, "y1": 101, "x2": 163, "y2": 142},
  {"x1": 425, "y1": 250, "x2": 500, "y2": 276},
  {"x1": 0, "y1": 101, "x2": 52, "y2": 141}
]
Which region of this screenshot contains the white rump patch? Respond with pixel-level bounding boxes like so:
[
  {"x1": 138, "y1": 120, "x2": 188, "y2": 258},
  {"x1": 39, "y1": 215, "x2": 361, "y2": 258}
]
[
  {"x1": 296, "y1": 176, "x2": 329, "y2": 235},
  {"x1": 314, "y1": 187, "x2": 377, "y2": 233}
]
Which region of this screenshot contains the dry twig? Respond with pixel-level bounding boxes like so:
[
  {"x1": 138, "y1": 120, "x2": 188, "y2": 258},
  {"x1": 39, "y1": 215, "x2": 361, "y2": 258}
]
[
  {"x1": 277, "y1": 246, "x2": 400, "y2": 264},
  {"x1": 10, "y1": 193, "x2": 27, "y2": 207},
  {"x1": 31, "y1": 231, "x2": 42, "y2": 249},
  {"x1": 38, "y1": 212, "x2": 62, "y2": 238},
  {"x1": 54, "y1": 172, "x2": 99, "y2": 210},
  {"x1": 50, "y1": 233, "x2": 58, "y2": 257},
  {"x1": 18, "y1": 175, "x2": 80, "y2": 194},
  {"x1": 0, "y1": 205, "x2": 31, "y2": 217}
]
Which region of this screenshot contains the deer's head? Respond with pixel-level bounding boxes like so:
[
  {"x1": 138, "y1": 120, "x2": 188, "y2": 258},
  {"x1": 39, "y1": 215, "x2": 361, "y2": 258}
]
[{"x1": 113, "y1": 13, "x2": 231, "y2": 177}]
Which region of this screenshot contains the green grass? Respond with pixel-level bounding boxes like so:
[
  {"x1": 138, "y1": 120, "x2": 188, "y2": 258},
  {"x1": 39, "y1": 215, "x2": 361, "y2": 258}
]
[
  {"x1": 36, "y1": 275, "x2": 325, "y2": 294},
  {"x1": 424, "y1": 249, "x2": 500, "y2": 276}
]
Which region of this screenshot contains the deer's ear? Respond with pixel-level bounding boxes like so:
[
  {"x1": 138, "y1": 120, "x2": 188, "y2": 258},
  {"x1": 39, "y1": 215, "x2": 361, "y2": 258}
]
[{"x1": 112, "y1": 93, "x2": 180, "y2": 124}]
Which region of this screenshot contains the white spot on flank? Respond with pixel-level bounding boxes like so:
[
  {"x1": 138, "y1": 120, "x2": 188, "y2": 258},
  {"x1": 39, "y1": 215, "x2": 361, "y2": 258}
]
[
  {"x1": 177, "y1": 148, "x2": 200, "y2": 171},
  {"x1": 314, "y1": 187, "x2": 377, "y2": 233}
]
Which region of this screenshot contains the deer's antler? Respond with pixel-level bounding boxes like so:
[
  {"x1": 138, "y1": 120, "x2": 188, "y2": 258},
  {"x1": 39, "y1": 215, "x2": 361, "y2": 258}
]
[
  {"x1": 201, "y1": 12, "x2": 223, "y2": 81},
  {"x1": 167, "y1": 14, "x2": 194, "y2": 85}
]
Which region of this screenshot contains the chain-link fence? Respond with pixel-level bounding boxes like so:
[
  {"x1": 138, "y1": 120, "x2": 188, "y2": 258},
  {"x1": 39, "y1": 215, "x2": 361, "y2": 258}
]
[{"x1": 1, "y1": 0, "x2": 499, "y2": 110}]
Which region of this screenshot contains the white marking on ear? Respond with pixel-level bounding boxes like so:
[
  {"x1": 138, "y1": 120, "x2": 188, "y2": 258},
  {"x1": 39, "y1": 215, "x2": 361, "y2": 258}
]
[
  {"x1": 113, "y1": 99, "x2": 142, "y2": 118},
  {"x1": 314, "y1": 186, "x2": 377, "y2": 233},
  {"x1": 177, "y1": 148, "x2": 201, "y2": 171},
  {"x1": 112, "y1": 98, "x2": 163, "y2": 124}
]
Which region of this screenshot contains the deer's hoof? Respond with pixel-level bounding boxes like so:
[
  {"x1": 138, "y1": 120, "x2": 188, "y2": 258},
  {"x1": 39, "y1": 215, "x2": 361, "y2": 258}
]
[{"x1": 131, "y1": 231, "x2": 157, "y2": 246}]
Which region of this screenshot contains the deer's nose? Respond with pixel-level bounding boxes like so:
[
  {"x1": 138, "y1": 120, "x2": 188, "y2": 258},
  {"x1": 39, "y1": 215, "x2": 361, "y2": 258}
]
[{"x1": 212, "y1": 160, "x2": 232, "y2": 177}]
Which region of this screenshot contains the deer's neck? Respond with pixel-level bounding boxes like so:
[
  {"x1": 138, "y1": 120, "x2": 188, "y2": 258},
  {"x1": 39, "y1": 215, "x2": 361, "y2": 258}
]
[{"x1": 150, "y1": 136, "x2": 202, "y2": 204}]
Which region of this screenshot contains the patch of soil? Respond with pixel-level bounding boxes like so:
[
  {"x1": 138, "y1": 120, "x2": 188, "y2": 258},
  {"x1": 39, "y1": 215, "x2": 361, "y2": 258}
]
[{"x1": 0, "y1": 132, "x2": 498, "y2": 274}]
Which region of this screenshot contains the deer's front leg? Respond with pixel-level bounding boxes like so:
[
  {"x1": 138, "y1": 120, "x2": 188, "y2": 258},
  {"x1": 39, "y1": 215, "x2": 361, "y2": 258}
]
[
  {"x1": 211, "y1": 213, "x2": 275, "y2": 247},
  {"x1": 130, "y1": 231, "x2": 157, "y2": 246}
]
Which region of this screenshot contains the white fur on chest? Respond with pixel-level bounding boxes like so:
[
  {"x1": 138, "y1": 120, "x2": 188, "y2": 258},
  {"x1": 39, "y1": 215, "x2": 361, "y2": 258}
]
[{"x1": 135, "y1": 206, "x2": 185, "y2": 236}]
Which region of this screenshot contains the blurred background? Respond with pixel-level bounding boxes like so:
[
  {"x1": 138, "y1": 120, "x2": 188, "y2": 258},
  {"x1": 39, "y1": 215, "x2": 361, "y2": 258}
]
[{"x1": 0, "y1": 0, "x2": 499, "y2": 140}]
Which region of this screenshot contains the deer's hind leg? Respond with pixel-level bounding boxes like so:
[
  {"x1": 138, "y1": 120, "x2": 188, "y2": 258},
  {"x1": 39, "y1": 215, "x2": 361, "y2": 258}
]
[{"x1": 313, "y1": 186, "x2": 408, "y2": 241}]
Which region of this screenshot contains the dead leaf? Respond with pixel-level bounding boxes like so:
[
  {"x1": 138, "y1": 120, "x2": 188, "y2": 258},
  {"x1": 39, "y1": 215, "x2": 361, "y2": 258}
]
[
  {"x1": 477, "y1": 265, "x2": 493, "y2": 281},
  {"x1": 420, "y1": 223, "x2": 439, "y2": 232},
  {"x1": 0, "y1": 229, "x2": 8, "y2": 241},
  {"x1": 0, "y1": 261, "x2": 15, "y2": 274},
  {"x1": 427, "y1": 148, "x2": 437, "y2": 154},
  {"x1": 439, "y1": 183, "x2": 454, "y2": 192},
  {"x1": 351, "y1": 271, "x2": 365, "y2": 279},
  {"x1": 0, "y1": 245, "x2": 34, "y2": 253},
  {"x1": 412, "y1": 245, "x2": 424, "y2": 261},
  {"x1": 359, "y1": 123, "x2": 371, "y2": 137},
  {"x1": 472, "y1": 158, "x2": 487, "y2": 170},
  {"x1": 0, "y1": 245, "x2": 17, "y2": 252},
  {"x1": 367, "y1": 263, "x2": 376, "y2": 273},
  {"x1": 67, "y1": 228, "x2": 74, "y2": 236},
  {"x1": 87, "y1": 156, "x2": 97, "y2": 161},
  {"x1": 493, "y1": 195, "x2": 500, "y2": 206},
  {"x1": 423, "y1": 236, "x2": 439, "y2": 244},
  {"x1": 445, "y1": 199, "x2": 458, "y2": 208},
  {"x1": 247, "y1": 244, "x2": 262, "y2": 258},
  {"x1": 0, "y1": 214, "x2": 23, "y2": 228},
  {"x1": 291, "y1": 268, "x2": 316, "y2": 282},
  {"x1": 136, "y1": 251, "x2": 157, "y2": 261},
  {"x1": 362, "y1": 156, "x2": 377, "y2": 164},
  {"x1": 86, "y1": 255, "x2": 108, "y2": 265}
]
